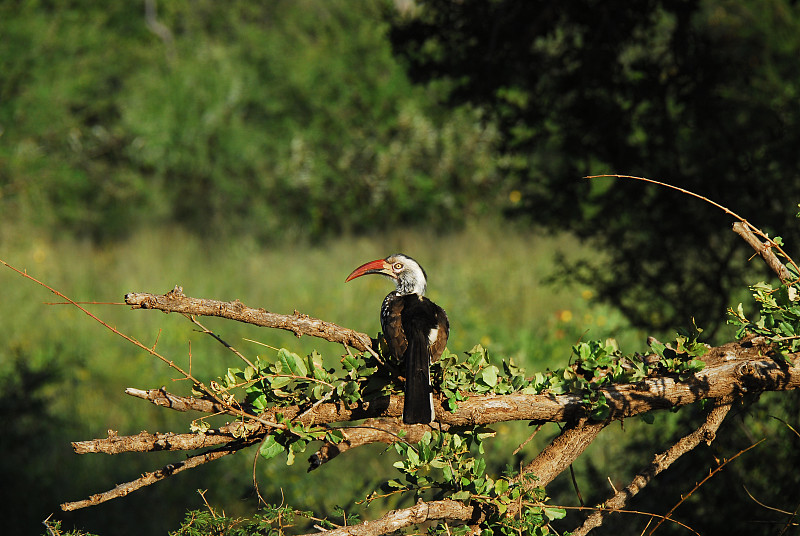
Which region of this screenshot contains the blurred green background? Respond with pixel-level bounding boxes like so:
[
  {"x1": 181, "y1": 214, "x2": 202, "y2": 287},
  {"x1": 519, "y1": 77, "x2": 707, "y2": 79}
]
[{"x1": 2, "y1": 1, "x2": 799, "y2": 534}]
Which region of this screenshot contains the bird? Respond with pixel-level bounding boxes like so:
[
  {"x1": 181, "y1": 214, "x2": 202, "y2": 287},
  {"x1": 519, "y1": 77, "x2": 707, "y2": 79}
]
[{"x1": 345, "y1": 253, "x2": 449, "y2": 424}]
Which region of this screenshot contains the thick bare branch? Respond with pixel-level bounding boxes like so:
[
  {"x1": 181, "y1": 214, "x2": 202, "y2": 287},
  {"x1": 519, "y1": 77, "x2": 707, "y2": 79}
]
[
  {"x1": 70, "y1": 425, "x2": 260, "y2": 454},
  {"x1": 572, "y1": 398, "x2": 733, "y2": 535},
  {"x1": 124, "y1": 287, "x2": 374, "y2": 352},
  {"x1": 298, "y1": 499, "x2": 480, "y2": 536},
  {"x1": 519, "y1": 419, "x2": 606, "y2": 489}
]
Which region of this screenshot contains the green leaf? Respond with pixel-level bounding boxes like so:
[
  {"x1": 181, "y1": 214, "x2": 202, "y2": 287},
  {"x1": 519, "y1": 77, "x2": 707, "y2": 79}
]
[
  {"x1": 649, "y1": 340, "x2": 666, "y2": 357},
  {"x1": 278, "y1": 348, "x2": 308, "y2": 377},
  {"x1": 494, "y1": 478, "x2": 509, "y2": 495},
  {"x1": 258, "y1": 435, "x2": 284, "y2": 460},
  {"x1": 270, "y1": 376, "x2": 293, "y2": 389},
  {"x1": 475, "y1": 426, "x2": 497, "y2": 441},
  {"x1": 342, "y1": 355, "x2": 359, "y2": 372},
  {"x1": 429, "y1": 459, "x2": 448, "y2": 469},
  {"x1": 544, "y1": 506, "x2": 567, "y2": 520},
  {"x1": 326, "y1": 430, "x2": 345, "y2": 443},
  {"x1": 243, "y1": 366, "x2": 256, "y2": 382},
  {"x1": 479, "y1": 365, "x2": 499, "y2": 387}
]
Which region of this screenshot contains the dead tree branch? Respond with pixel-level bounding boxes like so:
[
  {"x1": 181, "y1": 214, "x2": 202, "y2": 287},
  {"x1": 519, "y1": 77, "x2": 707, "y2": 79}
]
[
  {"x1": 125, "y1": 287, "x2": 374, "y2": 352},
  {"x1": 298, "y1": 499, "x2": 480, "y2": 536},
  {"x1": 572, "y1": 397, "x2": 734, "y2": 535},
  {"x1": 62, "y1": 338, "x2": 798, "y2": 518},
  {"x1": 127, "y1": 339, "x2": 797, "y2": 429},
  {"x1": 125, "y1": 387, "x2": 234, "y2": 414},
  {"x1": 732, "y1": 222, "x2": 794, "y2": 284},
  {"x1": 72, "y1": 429, "x2": 234, "y2": 455},
  {"x1": 518, "y1": 419, "x2": 606, "y2": 490},
  {"x1": 61, "y1": 436, "x2": 261, "y2": 511}
]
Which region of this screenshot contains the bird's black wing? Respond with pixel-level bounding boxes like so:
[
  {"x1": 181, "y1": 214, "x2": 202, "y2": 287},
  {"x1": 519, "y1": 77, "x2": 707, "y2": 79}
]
[{"x1": 381, "y1": 292, "x2": 407, "y2": 364}]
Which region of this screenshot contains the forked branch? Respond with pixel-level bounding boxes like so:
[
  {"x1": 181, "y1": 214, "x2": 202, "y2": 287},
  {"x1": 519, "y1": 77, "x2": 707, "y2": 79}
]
[{"x1": 572, "y1": 398, "x2": 734, "y2": 535}]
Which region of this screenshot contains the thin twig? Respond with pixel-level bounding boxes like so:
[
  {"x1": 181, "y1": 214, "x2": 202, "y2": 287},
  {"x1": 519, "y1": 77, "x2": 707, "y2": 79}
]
[
  {"x1": 512, "y1": 423, "x2": 543, "y2": 456},
  {"x1": 0, "y1": 260, "x2": 287, "y2": 445},
  {"x1": 743, "y1": 485, "x2": 796, "y2": 516},
  {"x1": 586, "y1": 175, "x2": 800, "y2": 276},
  {"x1": 779, "y1": 501, "x2": 800, "y2": 536},
  {"x1": 187, "y1": 314, "x2": 257, "y2": 369},
  {"x1": 649, "y1": 437, "x2": 766, "y2": 535},
  {"x1": 558, "y1": 505, "x2": 700, "y2": 536},
  {"x1": 585, "y1": 174, "x2": 747, "y2": 221},
  {"x1": 568, "y1": 463, "x2": 584, "y2": 507},
  {"x1": 44, "y1": 301, "x2": 126, "y2": 305},
  {"x1": 42, "y1": 514, "x2": 58, "y2": 536},
  {"x1": 769, "y1": 415, "x2": 800, "y2": 439}
]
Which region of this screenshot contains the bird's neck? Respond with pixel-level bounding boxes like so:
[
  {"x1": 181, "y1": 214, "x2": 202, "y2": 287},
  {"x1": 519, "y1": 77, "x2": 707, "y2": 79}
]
[{"x1": 395, "y1": 279, "x2": 425, "y2": 296}]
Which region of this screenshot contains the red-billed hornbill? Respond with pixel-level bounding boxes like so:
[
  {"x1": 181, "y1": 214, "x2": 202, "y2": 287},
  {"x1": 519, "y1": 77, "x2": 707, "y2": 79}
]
[{"x1": 346, "y1": 254, "x2": 449, "y2": 424}]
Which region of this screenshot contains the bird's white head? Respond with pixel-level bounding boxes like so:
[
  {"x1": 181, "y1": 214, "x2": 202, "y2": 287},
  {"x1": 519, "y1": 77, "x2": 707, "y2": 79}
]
[{"x1": 345, "y1": 253, "x2": 428, "y2": 296}]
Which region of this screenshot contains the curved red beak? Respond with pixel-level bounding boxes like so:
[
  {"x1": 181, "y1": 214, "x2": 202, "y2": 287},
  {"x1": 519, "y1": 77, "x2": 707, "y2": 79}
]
[{"x1": 345, "y1": 258, "x2": 393, "y2": 282}]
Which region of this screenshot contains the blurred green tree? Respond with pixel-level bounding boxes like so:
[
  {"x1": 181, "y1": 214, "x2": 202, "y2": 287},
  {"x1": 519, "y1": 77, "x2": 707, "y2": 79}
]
[{"x1": 0, "y1": 1, "x2": 503, "y2": 243}]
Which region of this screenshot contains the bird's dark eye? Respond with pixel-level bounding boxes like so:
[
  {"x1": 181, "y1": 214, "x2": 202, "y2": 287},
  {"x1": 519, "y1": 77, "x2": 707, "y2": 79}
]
[{"x1": 393, "y1": 262, "x2": 403, "y2": 271}]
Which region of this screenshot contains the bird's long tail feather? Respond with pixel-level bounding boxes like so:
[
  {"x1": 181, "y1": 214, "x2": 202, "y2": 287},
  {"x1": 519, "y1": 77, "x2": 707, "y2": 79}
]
[{"x1": 403, "y1": 330, "x2": 434, "y2": 424}]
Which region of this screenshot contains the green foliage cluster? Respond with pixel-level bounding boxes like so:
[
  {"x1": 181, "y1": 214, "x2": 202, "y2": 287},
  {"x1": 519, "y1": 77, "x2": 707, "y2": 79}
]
[
  {"x1": 729, "y1": 265, "x2": 800, "y2": 359},
  {"x1": 209, "y1": 347, "x2": 390, "y2": 466},
  {"x1": 387, "y1": 429, "x2": 565, "y2": 536},
  {"x1": 208, "y1": 341, "x2": 577, "y2": 534},
  {"x1": 183, "y1": 314, "x2": 719, "y2": 536},
  {"x1": 170, "y1": 503, "x2": 334, "y2": 536},
  {"x1": 1, "y1": 1, "x2": 502, "y2": 242},
  {"x1": 209, "y1": 329, "x2": 708, "y2": 457}
]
